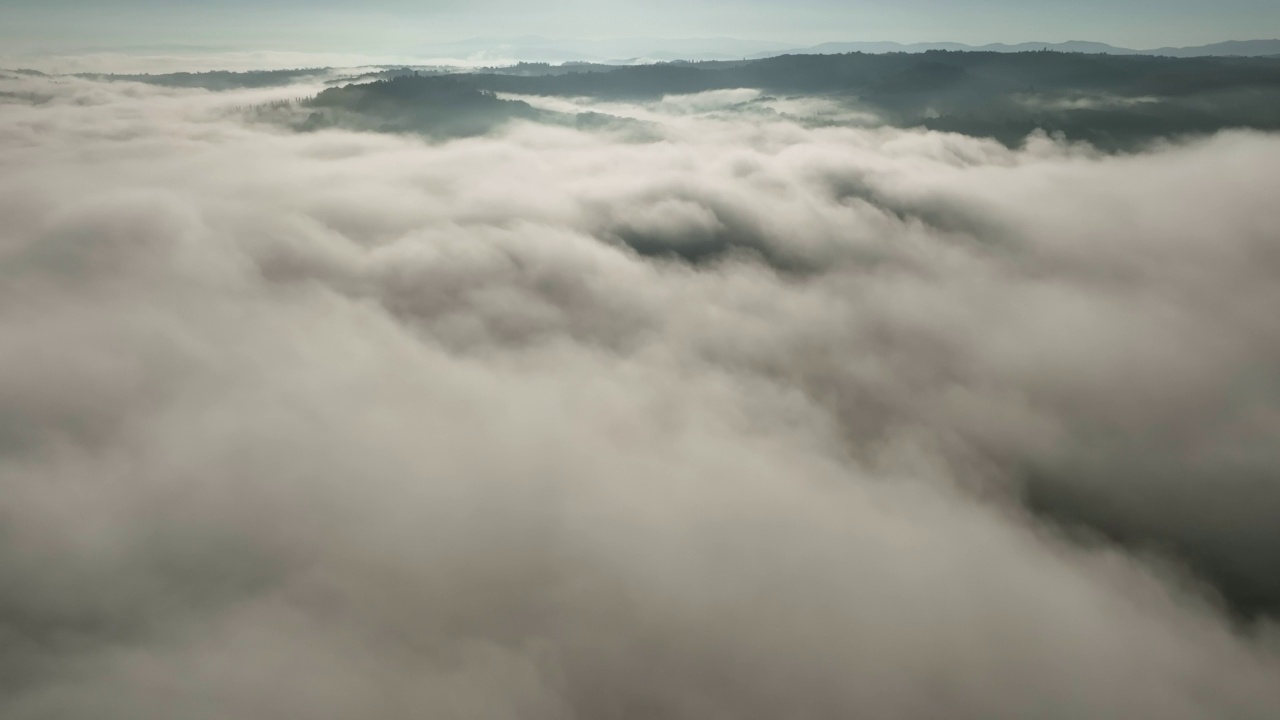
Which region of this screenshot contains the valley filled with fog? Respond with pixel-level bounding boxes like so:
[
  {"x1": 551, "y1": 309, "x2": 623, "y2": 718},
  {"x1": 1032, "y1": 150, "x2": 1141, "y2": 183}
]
[{"x1": 2, "y1": 56, "x2": 1279, "y2": 718}]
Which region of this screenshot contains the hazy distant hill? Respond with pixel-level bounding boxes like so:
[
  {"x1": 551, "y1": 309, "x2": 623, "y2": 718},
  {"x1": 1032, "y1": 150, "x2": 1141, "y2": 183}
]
[
  {"x1": 76, "y1": 68, "x2": 331, "y2": 89},
  {"x1": 1145, "y1": 39, "x2": 1280, "y2": 57},
  {"x1": 405, "y1": 36, "x2": 797, "y2": 63},
  {"x1": 749, "y1": 41, "x2": 1138, "y2": 58},
  {"x1": 395, "y1": 36, "x2": 1280, "y2": 63},
  {"x1": 749, "y1": 38, "x2": 1280, "y2": 59}
]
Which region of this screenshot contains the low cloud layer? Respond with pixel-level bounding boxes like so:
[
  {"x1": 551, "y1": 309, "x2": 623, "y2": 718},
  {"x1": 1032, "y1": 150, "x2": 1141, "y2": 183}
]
[{"x1": 2, "y1": 73, "x2": 1279, "y2": 719}]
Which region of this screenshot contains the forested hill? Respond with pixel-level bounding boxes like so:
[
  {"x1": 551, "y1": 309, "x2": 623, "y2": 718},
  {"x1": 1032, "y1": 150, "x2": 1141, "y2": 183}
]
[
  {"x1": 463, "y1": 50, "x2": 1280, "y2": 101},
  {"x1": 303, "y1": 51, "x2": 1280, "y2": 150},
  {"x1": 76, "y1": 68, "x2": 331, "y2": 89},
  {"x1": 302, "y1": 74, "x2": 546, "y2": 137},
  {"x1": 74, "y1": 51, "x2": 1280, "y2": 149}
]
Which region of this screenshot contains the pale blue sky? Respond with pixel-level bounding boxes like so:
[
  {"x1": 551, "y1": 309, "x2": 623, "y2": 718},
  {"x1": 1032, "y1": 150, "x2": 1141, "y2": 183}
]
[{"x1": 2, "y1": 0, "x2": 1277, "y2": 52}]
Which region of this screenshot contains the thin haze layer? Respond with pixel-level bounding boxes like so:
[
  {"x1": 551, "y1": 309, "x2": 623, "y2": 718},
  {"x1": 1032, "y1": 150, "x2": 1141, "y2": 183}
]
[{"x1": 2, "y1": 0, "x2": 1279, "y2": 52}]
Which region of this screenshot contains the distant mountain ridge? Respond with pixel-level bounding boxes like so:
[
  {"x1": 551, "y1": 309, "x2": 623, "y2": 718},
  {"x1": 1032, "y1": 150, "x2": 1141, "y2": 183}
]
[
  {"x1": 751, "y1": 38, "x2": 1280, "y2": 59},
  {"x1": 406, "y1": 36, "x2": 796, "y2": 63},
  {"x1": 404, "y1": 36, "x2": 1280, "y2": 63}
]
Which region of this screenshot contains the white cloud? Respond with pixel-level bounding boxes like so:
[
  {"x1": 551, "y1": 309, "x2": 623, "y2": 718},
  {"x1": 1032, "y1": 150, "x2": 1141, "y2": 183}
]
[{"x1": 1, "y1": 72, "x2": 1279, "y2": 719}]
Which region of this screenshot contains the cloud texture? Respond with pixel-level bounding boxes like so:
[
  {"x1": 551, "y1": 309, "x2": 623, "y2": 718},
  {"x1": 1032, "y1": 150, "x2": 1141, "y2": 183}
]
[{"x1": 1, "y1": 73, "x2": 1279, "y2": 719}]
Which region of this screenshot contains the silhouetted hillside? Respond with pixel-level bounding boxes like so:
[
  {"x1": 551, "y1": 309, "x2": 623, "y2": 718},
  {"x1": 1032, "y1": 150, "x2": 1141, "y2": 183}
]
[
  {"x1": 299, "y1": 74, "x2": 561, "y2": 138},
  {"x1": 451, "y1": 51, "x2": 1280, "y2": 149},
  {"x1": 78, "y1": 68, "x2": 331, "y2": 89},
  {"x1": 747, "y1": 38, "x2": 1280, "y2": 59},
  {"x1": 107, "y1": 51, "x2": 1280, "y2": 149},
  {"x1": 462, "y1": 51, "x2": 1280, "y2": 100}
]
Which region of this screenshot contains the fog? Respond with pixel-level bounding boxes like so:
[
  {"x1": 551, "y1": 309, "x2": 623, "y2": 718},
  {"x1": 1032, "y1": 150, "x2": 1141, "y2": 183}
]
[{"x1": 1, "y1": 71, "x2": 1279, "y2": 719}]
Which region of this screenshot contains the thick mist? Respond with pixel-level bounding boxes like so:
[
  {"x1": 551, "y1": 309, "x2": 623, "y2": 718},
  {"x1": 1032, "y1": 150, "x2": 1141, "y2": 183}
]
[{"x1": 1, "y1": 73, "x2": 1279, "y2": 719}]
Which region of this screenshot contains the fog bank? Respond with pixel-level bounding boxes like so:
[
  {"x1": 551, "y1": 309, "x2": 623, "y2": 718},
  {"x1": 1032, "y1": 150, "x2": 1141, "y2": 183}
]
[{"x1": 1, "y1": 73, "x2": 1279, "y2": 719}]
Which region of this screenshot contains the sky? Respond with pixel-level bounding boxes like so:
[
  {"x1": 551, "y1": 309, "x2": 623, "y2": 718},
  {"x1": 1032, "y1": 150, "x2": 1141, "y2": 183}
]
[{"x1": 2, "y1": 0, "x2": 1278, "y2": 54}]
